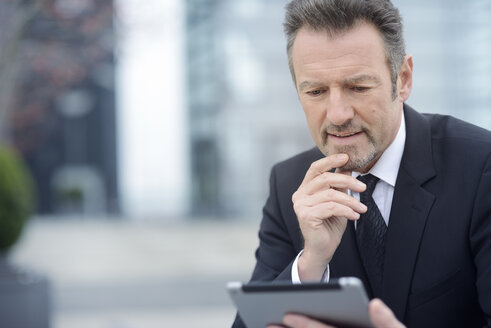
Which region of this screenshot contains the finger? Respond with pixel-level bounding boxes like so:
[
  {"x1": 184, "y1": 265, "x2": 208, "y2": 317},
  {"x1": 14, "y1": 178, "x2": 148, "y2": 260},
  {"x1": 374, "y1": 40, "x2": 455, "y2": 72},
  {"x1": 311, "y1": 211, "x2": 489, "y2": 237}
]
[
  {"x1": 300, "y1": 188, "x2": 367, "y2": 214},
  {"x1": 301, "y1": 171, "x2": 366, "y2": 196},
  {"x1": 300, "y1": 201, "x2": 361, "y2": 221},
  {"x1": 283, "y1": 314, "x2": 336, "y2": 328},
  {"x1": 369, "y1": 299, "x2": 406, "y2": 328},
  {"x1": 335, "y1": 168, "x2": 353, "y2": 193},
  {"x1": 300, "y1": 154, "x2": 349, "y2": 188}
]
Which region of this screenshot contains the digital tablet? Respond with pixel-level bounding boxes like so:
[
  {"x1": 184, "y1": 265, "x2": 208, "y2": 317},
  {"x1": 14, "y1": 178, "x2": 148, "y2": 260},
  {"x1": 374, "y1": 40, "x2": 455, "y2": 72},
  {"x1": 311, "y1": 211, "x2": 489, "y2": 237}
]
[{"x1": 227, "y1": 277, "x2": 373, "y2": 328}]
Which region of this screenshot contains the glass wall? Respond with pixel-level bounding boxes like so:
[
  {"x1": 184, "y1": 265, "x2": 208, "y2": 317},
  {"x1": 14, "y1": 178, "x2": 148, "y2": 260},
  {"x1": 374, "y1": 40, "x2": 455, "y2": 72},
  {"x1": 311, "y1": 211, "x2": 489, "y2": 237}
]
[
  {"x1": 186, "y1": 0, "x2": 312, "y2": 218},
  {"x1": 394, "y1": 0, "x2": 491, "y2": 126}
]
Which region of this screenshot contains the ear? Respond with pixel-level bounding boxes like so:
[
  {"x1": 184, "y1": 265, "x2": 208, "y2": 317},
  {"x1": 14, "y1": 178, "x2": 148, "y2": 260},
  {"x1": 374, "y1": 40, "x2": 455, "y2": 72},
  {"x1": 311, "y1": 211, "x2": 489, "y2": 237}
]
[{"x1": 398, "y1": 55, "x2": 413, "y2": 102}]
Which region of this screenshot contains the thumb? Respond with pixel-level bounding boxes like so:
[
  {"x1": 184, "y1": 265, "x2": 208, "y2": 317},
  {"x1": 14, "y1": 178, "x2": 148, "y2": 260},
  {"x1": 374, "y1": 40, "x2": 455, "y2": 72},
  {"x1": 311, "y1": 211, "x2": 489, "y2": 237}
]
[{"x1": 369, "y1": 299, "x2": 406, "y2": 328}]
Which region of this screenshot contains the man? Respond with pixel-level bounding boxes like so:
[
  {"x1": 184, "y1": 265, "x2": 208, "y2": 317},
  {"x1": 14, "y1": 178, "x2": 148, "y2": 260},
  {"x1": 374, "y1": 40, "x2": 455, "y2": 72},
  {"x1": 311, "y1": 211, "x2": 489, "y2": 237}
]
[{"x1": 232, "y1": 0, "x2": 491, "y2": 327}]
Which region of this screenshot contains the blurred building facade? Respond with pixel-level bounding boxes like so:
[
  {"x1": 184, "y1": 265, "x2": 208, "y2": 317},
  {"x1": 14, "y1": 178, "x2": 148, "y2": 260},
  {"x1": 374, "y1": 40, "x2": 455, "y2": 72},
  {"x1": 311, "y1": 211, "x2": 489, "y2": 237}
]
[
  {"x1": 3, "y1": 0, "x2": 119, "y2": 215},
  {"x1": 1, "y1": 0, "x2": 489, "y2": 219},
  {"x1": 186, "y1": 0, "x2": 312, "y2": 217},
  {"x1": 185, "y1": 0, "x2": 491, "y2": 218},
  {"x1": 394, "y1": 0, "x2": 491, "y2": 127}
]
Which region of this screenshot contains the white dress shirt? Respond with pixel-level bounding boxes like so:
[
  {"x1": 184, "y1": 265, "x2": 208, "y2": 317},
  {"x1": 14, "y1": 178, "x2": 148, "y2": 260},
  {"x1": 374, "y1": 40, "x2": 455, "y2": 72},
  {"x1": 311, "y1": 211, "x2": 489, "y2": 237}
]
[{"x1": 292, "y1": 112, "x2": 406, "y2": 283}]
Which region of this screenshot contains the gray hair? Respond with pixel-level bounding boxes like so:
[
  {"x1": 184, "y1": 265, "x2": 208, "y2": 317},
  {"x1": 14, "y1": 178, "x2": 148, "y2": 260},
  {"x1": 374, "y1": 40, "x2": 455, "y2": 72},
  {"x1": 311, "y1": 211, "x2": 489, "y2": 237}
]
[{"x1": 284, "y1": 0, "x2": 406, "y2": 99}]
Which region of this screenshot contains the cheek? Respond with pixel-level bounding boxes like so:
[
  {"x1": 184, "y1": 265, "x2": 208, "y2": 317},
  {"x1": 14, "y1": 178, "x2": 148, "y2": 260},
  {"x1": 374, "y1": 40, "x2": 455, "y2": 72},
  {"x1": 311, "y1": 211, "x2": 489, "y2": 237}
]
[
  {"x1": 303, "y1": 107, "x2": 326, "y2": 144},
  {"x1": 362, "y1": 108, "x2": 386, "y2": 140},
  {"x1": 303, "y1": 105, "x2": 325, "y2": 128},
  {"x1": 369, "y1": 107, "x2": 399, "y2": 144}
]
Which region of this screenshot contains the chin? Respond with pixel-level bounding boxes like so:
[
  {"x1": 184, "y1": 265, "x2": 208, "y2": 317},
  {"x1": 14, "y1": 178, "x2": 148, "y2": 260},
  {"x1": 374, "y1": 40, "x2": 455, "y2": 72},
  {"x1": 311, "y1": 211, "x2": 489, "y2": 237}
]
[
  {"x1": 347, "y1": 153, "x2": 378, "y2": 172},
  {"x1": 327, "y1": 145, "x2": 377, "y2": 172},
  {"x1": 340, "y1": 161, "x2": 369, "y2": 172}
]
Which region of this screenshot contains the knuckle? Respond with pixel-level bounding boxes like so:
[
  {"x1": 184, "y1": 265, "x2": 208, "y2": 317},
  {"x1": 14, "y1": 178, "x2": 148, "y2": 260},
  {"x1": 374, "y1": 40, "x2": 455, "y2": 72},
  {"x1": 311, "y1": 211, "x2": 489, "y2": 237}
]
[
  {"x1": 320, "y1": 172, "x2": 330, "y2": 184},
  {"x1": 293, "y1": 203, "x2": 307, "y2": 219},
  {"x1": 323, "y1": 202, "x2": 335, "y2": 213},
  {"x1": 310, "y1": 161, "x2": 321, "y2": 171},
  {"x1": 292, "y1": 189, "x2": 305, "y2": 203},
  {"x1": 325, "y1": 201, "x2": 335, "y2": 211},
  {"x1": 292, "y1": 191, "x2": 297, "y2": 203},
  {"x1": 325, "y1": 188, "x2": 336, "y2": 199}
]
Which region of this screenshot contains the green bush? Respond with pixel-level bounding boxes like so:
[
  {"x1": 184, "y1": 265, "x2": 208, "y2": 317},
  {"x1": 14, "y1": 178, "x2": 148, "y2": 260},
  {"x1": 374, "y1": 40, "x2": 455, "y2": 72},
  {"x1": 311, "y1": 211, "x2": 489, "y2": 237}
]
[{"x1": 0, "y1": 145, "x2": 34, "y2": 253}]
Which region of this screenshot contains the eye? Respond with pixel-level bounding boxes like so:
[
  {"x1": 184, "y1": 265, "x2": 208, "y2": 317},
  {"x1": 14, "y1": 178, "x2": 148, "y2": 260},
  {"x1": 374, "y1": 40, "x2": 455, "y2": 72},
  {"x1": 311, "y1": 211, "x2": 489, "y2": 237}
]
[
  {"x1": 307, "y1": 89, "x2": 325, "y2": 96},
  {"x1": 350, "y1": 86, "x2": 369, "y2": 93}
]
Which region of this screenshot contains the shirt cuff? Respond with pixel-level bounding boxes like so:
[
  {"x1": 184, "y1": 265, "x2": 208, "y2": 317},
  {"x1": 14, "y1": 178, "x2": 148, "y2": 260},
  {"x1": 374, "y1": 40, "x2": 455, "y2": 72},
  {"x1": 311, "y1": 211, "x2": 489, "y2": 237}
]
[{"x1": 291, "y1": 249, "x2": 330, "y2": 284}]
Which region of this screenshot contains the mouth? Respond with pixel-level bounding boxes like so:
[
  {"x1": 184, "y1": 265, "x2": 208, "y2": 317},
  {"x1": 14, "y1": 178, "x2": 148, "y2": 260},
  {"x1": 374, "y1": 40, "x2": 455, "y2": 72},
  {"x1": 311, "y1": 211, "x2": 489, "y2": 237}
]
[
  {"x1": 330, "y1": 132, "x2": 361, "y2": 138},
  {"x1": 328, "y1": 131, "x2": 361, "y2": 138},
  {"x1": 326, "y1": 131, "x2": 364, "y2": 146}
]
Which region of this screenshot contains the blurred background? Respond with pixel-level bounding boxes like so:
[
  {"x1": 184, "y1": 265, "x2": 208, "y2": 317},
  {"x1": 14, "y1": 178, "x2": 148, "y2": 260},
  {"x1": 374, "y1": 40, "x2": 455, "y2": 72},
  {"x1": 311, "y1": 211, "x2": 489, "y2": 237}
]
[{"x1": 0, "y1": 0, "x2": 489, "y2": 327}]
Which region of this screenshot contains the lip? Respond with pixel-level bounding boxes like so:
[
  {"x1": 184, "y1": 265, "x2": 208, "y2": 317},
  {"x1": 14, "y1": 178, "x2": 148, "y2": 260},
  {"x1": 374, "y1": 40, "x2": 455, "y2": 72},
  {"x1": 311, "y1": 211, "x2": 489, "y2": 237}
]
[{"x1": 328, "y1": 131, "x2": 364, "y2": 145}]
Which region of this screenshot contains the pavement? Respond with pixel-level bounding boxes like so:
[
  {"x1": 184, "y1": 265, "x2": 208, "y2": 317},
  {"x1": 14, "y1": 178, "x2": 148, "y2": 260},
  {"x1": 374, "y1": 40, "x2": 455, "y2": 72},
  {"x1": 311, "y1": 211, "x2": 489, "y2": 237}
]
[{"x1": 9, "y1": 217, "x2": 260, "y2": 328}]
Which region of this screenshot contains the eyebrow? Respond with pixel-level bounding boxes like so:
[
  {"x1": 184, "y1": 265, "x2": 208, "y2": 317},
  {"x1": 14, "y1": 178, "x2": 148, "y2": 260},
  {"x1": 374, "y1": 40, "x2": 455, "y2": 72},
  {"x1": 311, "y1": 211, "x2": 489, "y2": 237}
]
[
  {"x1": 298, "y1": 74, "x2": 381, "y2": 91},
  {"x1": 298, "y1": 81, "x2": 325, "y2": 91},
  {"x1": 344, "y1": 74, "x2": 381, "y2": 85}
]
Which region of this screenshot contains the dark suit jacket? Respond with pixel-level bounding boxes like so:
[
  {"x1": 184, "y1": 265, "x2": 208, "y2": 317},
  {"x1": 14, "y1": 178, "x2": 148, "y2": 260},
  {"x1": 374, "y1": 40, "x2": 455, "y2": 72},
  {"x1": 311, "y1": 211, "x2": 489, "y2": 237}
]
[{"x1": 232, "y1": 105, "x2": 491, "y2": 328}]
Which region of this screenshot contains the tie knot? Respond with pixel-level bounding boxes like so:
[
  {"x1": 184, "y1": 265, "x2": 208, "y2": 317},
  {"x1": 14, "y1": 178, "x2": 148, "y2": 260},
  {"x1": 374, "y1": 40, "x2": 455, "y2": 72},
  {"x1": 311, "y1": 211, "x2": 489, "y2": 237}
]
[{"x1": 357, "y1": 174, "x2": 380, "y2": 196}]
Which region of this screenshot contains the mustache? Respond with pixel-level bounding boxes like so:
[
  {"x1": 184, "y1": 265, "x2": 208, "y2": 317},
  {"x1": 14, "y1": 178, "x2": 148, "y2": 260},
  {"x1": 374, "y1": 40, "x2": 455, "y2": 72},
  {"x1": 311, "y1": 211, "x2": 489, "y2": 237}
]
[{"x1": 322, "y1": 121, "x2": 366, "y2": 142}]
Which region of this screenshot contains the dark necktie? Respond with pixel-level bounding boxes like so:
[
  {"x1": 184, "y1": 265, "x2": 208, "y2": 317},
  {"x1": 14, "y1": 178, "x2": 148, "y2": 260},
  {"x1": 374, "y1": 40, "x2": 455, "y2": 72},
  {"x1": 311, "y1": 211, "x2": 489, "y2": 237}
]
[{"x1": 356, "y1": 174, "x2": 387, "y2": 297}]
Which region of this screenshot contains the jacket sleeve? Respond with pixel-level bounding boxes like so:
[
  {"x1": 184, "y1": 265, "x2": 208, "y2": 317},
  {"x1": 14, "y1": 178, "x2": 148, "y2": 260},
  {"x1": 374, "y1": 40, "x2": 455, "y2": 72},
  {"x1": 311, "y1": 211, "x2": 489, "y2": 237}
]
[{"x1": 249, "y1": 164, "x2": 300, "y2": 282}]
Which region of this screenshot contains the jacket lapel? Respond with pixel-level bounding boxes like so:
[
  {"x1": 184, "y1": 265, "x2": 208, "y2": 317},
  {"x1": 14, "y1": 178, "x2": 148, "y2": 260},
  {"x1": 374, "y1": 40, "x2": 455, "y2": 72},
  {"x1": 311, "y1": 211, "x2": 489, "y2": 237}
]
[{"x1": 381, "y1": 105, "x2": 436, "y2": 321}]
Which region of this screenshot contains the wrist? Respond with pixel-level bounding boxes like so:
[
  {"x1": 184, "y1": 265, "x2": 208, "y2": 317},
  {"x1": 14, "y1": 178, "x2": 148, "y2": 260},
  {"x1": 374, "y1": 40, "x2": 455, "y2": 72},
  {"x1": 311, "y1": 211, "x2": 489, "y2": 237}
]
[{"x1": 297, "y1": 249, "x2": 331, "y2": 281}]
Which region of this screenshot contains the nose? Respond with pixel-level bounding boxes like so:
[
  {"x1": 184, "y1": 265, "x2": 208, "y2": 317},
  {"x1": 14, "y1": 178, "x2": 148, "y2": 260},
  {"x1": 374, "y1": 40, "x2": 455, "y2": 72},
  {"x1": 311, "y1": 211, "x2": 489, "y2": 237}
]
[{"x1": 326, "y1": 89, "x2": 354, "y2": 125}]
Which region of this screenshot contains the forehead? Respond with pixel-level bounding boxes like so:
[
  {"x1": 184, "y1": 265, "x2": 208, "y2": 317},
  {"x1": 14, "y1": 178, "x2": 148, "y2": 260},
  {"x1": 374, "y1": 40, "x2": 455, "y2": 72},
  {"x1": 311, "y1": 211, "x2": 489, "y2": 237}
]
[{"x1": 291, "y1": 22, "x2": 389, "y2": 83}]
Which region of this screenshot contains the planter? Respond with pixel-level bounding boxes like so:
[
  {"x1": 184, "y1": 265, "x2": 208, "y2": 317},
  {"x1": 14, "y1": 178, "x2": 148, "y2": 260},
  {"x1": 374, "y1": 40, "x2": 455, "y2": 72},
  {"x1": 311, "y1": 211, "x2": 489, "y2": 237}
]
[{"x1": 0, "y1": 256, "x2": 51, "y2": 328}]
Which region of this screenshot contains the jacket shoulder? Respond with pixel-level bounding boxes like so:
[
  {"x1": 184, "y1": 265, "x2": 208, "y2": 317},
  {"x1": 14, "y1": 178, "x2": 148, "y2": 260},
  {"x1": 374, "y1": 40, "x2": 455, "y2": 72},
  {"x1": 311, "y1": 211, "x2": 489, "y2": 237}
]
[
  {"x1": 421, "y1": 112, "x2": 491, "y2": 175},
  {"x1": 424, "y1": 113, "x2": 491, "y2": 146}
]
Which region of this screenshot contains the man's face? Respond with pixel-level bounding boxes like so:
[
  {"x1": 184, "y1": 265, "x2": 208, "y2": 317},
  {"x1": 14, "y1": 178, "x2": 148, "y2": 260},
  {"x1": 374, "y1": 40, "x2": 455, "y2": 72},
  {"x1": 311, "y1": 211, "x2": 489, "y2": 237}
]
[{"x1": 292, "y1": 22, "x2": 412, "y2": 172}]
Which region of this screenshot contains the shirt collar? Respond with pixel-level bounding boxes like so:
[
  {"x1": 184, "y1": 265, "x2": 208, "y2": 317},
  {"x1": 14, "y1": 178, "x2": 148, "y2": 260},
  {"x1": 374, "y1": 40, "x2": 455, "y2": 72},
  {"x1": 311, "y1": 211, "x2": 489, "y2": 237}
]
[{"x1": 352, "y1": 110, "x2": 406, "y2": 187}]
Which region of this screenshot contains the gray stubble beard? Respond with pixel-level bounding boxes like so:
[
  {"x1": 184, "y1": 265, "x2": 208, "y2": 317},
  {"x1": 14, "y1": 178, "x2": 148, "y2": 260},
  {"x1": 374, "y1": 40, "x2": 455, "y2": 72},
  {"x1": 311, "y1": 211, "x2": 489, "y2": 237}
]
[{"x1": 324, "y1": 143, "x2": 378, "y2": 172}]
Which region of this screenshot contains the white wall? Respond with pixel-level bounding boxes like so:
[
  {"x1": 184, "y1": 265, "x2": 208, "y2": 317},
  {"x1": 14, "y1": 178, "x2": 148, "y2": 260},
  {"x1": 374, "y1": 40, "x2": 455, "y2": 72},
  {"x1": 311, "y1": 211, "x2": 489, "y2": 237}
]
[{"x1": 116, "y1": 0, "x2": 189, "y2": 219}]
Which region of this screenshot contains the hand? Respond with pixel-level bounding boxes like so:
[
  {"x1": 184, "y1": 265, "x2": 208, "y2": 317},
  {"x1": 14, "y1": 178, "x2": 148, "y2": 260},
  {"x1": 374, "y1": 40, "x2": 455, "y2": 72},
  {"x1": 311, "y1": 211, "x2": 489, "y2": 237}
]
[
  {"x1": 292, "y1": 154, "x2": 367, "y2": 280},
  {"x1": 267, "y1": 299, "x2": 406, "y2": 328}
]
